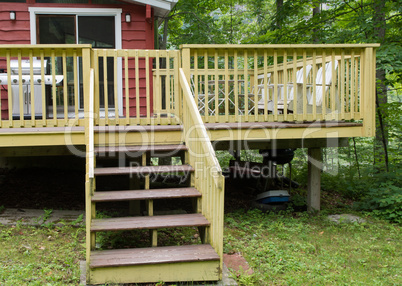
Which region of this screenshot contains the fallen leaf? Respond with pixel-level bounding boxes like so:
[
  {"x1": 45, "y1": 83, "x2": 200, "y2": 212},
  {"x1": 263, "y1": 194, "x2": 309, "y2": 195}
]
[{"x1": 319, "y1": 231, "x2": 324, "y2": 235}]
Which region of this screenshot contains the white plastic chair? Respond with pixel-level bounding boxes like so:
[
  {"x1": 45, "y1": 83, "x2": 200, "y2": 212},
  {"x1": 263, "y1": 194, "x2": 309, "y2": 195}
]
[
  {"x1": 257, "y1": 65, "x2": 312, "y2": 112},
  {"x1": 307, "y1": 60, "x2": 338, "y2": 106}
]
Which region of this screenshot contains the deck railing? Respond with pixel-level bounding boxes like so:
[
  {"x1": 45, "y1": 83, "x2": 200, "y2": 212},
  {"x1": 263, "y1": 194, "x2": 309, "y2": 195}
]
[
  {"x1": 181, "y1": 44, "x2": 378, "y2": 135},
  {"x1": 179, "y1": 68, "x2": 225, "y2": 267},
  {"x1": 1, "y1": 44, "x2": 377, "y2": 137},
  {"x1": 0, "y1": 46, "x2": 180, "y2": 129},
  {"x1": 0, "y1": 44, "x2": 91, "y2": 128},
  {"x1": 92, "y1": 49, "x2": 180, "y2": 126}
]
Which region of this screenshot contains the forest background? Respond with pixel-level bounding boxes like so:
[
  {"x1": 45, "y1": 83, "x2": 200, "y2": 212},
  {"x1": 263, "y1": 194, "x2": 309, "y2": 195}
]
[{"x1": 159, "y1": 0, "x2": 402, "y2": 223}]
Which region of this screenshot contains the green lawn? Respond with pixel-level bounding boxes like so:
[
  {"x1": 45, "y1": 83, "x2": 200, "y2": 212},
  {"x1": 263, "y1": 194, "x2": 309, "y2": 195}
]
[
  {"x1": 224, "y1": 209, "x2": 402, "y2": 286},
  {"x1": 0, "y1": 211, "x2": 400, "y2": 286},
  {"x1": 0, "y1": 223, "x2": 85, "y2": 286}
]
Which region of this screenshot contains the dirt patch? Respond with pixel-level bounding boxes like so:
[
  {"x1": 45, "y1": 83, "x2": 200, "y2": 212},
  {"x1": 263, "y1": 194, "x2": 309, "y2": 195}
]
[{"x1": 223, "y1": 253, "x2": 253, "y2": 275}]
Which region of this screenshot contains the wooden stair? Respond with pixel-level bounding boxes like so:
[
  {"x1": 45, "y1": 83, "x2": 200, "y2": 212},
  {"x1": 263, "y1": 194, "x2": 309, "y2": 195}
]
[{"x1": 86, "y1": 143, "x2": 221, "y2": 284}]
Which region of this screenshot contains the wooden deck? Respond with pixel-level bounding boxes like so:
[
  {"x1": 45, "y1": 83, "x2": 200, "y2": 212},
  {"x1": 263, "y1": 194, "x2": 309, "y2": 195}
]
[{"x1": 0, "y1": 121, "x2": 363, "y2": 149}]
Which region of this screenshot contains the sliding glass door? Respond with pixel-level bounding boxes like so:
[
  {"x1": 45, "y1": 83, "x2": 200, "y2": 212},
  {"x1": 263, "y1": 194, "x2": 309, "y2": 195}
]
[{"x1": 37, "y1": 15, "x2": 116, "y2": 111}]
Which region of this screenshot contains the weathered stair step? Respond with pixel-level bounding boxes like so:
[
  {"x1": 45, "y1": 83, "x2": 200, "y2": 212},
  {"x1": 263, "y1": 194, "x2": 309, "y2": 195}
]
[
  {"x1": 91, "y1": 213, "x2": 209, "y2": 232},
  {"x1": 90, "y1": 244, "x2": 220, "y2": 269},
  {"x1": 94, "y1": 164, "x2": 194, "y2": 176},
  {"x1": 94, "y1": 125, "x2": 183, "y2": 133},
  {"x1": 92, "y1": 187, "x2": 200, "y2": 202},
  {"x1": 95, "y1": 144, "x2": 188, "y2": 154}
]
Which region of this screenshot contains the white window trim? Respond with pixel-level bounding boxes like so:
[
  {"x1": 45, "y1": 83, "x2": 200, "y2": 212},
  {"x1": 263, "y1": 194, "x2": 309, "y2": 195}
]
[{"x1": 29, "y1": 7, "x2": 123, "y2": 115}]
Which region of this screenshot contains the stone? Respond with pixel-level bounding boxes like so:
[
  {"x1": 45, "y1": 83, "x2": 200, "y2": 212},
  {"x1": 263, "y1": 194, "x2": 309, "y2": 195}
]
[{"x1": 328, "y1": 214, "x2": 367, "y2": 224}]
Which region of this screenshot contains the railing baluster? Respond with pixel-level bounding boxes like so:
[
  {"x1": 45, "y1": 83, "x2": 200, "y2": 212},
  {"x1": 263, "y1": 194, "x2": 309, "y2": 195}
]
[
  {"x1": 92, "y1": 49, "x2": 100, "y2": 126},
  {"x1": 273, "y1": 49, "x2": 278, "y2": 121},
  {"x1": 204, "y1": 50, "x2": 209, "y2": 122},
  {"x1": 302, "y1": 49, "x2": 307, "y2": 121},
  {"x1": 234, "y1": 50, "x2": 239, "y2": 122},
  {"x1": 355, "y1": 54, "x2": 360, "y2": 117},
  {"x1": 194, "y1": 50, "x2": 199, "y2": 116},
  {"x1": 214, "y1": 50, "x2": 218, "y2": 123},
  {"x1": 124, "y1": 50, "x2": 129, "y2": 124},
  {"x1": 146, "y1": 52, "x2": 150, "y2": 124},
  {"x1": 51, "y1": 50, "x2": 57, "y2": 126},
  {"x1": 253, "y1": 49, "x2": 258, "y2": 122},
  {"x1": 321, "y1": 50, "x2": 326, "y2": 119},
  {"x1": 18, "y1": 51, "x2": 23, "y2": 125},
  {"x1": 62, "y1": 51, "x2": 68, "y2": 125},
  {"x1": 166, "y1": 52, "x2": 171, "y2": 124},
  {"x1": 283, "y1": 49, "x2": 288, "y2": 120},
  {"x1": 346, "y1": 57, "x2": 350, "y2": 115},
  {"x1": 263, "y1": 50, "x2": 268, "y2": 121},
  {"x1": 40, "y1": 50, "x2": 46, "y2": 126},
  {"x1": 340, "y1": 50, "x2": 345, "y2": 120},
  {"x1": 174, "y1": 51, "x2": 180, "y2": 123},
  {"x1": 73, "y1": 50, "x2": 79, "y2": 125},
  {"x1": 6, "y1": 50, "x2": 12, "y2": 127},
  {"x1": 244, "y1": 50, "x2": 249, "y2": 121},
  {"x1": 29, "y1": 50, "x2": 35, "y2": 126},
  {"x1": 103, "y1": 49, "x2": 109, "y2": 125},
  {"x1": 135, "y1": 50, "x2": 140, "y2": 123},
  {"x1": 312, "y1": 50, "x2": 317, "y2": 119},
  {"x1": 292, "y1": 49, "x2": 297, "y2": 119},
  {"x1": 224, "y1": 50, "x2": 229, "y2": 123},
  {"x1": 154, "y1": 50, "x2": 160, "y2": 124},
  {"x1": 114, "y1": 51, "x2": 119, "y2": 125}
]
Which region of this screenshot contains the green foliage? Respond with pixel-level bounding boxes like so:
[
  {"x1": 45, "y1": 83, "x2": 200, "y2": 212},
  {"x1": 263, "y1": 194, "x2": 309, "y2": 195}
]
[{"x1": 354, "y1": 170, "x2": 402, "y2": 223}]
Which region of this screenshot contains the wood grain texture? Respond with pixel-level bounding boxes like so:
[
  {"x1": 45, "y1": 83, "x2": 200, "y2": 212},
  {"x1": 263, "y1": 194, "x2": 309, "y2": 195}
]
[
  {"x1": 94, "y1": 164, "x2": 194, "y2": 176},
  {"x1": 90, "y1": 244, "x2": 220, "y2": 268},
  {"x1": 91, "y1": 213, "x2": 210, "y2": 232},
  {"x1": 91, "y1": 188, "x2": 201, "y2": 202},
  {"x1": 95, "y1": 144, "x2": 187, "y2": 154}
]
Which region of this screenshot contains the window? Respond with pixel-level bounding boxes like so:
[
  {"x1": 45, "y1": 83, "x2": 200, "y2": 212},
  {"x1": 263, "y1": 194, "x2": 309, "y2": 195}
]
[{"x1": 30, "y1": 8, "x2": 122, "y2": 112}]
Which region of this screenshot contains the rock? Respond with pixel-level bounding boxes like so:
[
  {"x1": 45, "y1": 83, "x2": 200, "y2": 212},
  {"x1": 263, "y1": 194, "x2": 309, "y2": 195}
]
[{"x1": 328, "y1": 214, "x2": 367, "y2": 224}]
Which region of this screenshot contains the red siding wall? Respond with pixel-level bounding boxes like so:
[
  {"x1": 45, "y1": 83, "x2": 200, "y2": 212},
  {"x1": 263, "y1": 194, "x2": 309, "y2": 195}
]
[{"x1": 0, "y1": 2, "x2": 154, "y2": 119}]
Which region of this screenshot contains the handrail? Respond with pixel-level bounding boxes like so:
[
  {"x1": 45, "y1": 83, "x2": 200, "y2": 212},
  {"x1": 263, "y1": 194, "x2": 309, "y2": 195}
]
[
  {"x1": 88, "y1": 68, "x2": 95, "y2": 179},
  {"x1": 179, "y1": 67, "x2": 224, "y2": 263},
  {"x1": 181, "y1": 43, "x2": 380, "y2": 48},
  {"x1": 179, "y1": 68, "x2": 223, "y2": 187}
]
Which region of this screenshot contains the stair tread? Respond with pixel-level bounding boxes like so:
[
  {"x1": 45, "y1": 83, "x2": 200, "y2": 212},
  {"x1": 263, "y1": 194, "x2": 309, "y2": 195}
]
[
  {"x1": 91, "y1": 213, "x2": 209, "y2": 232},
  {"x1": 94, "y1": 125, "x2": 183, "y2": 133},
  {"x1": 94, "y1": 164, "x2": 194, "y2": 176},
  {"x1": 90, "y1": 244, "x2": 220, "y2": 268},
  {"x1": 92, "y1": 188, "x2": 201, "y2": 202},
  {"x1": 95, "y1": 144, "x2": 187, "y2": 154}
]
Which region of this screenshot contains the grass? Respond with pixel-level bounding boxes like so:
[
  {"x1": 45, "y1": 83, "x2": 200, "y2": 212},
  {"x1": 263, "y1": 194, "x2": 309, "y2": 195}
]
[
  {"x1": 224, "y1": 209, "x2": 402, "y2": 286},
  {"x1": 0, "y1": 222, "x2": 85, "y2": 286}
]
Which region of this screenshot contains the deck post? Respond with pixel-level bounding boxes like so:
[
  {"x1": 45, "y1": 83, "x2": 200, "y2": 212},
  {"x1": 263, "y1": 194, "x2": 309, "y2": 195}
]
[{"x1": 307, "y1": 147, "x2": 322, "y2": 212}]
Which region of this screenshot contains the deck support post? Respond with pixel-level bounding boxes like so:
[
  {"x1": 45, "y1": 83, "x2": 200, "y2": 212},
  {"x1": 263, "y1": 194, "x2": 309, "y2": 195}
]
[{"x1": 307, "y1": 147, "x2": 322, "y2": 212}]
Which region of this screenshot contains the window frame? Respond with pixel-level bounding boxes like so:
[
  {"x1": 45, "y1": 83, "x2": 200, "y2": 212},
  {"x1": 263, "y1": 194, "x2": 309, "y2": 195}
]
[{"x1": 29, "y1": 7, "x2": 123, "y2": 114}]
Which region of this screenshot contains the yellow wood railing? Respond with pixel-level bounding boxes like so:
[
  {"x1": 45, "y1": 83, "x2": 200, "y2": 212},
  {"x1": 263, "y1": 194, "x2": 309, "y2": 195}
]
[
  {"x1": 0, "y1": 44, "x2": 92, "y2": 128},
  {"x1": 181, "y1": 44, "x2": 378, "y2": 135},
  {"x1": 179, "y1": 68, "x2": 225, "y2": 271},
  {"x1": 92, "y1": 49, "x2": 180, "y2": 126},
  {"x1": 1, "y1": 44, "x2": 378, "y2": 138},
  {"x1": 84, "y1": 67, "x2": 95, "y2": 276}
]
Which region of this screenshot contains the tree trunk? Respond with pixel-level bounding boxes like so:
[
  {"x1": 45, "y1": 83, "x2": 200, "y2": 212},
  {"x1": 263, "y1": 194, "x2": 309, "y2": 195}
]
[
  {"x1": 276, "y1": 0, "x2": 283, "y2": 30},
  {"x1": 312, "y1": 0, "x2": 321, "y2": 43},
  {"x1": 373, "y1": 0, "x2": 388, "y2": 171}
]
